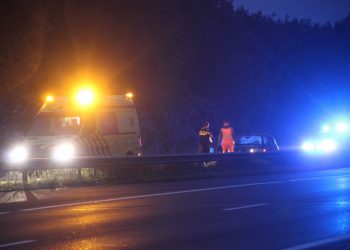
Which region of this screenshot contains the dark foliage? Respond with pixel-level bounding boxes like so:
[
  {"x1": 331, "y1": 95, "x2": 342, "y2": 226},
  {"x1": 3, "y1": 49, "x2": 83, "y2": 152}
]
[{"x1": 0, "y1": 0, "x2": 349, "y2": 153}]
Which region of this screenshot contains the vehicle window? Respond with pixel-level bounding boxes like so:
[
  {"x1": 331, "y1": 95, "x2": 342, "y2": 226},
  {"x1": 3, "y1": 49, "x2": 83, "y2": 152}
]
[
  {"x1": 27, "y1": 115, "x2": 81, "y2": 136},
  {"x1": 82, "y1": 115, "x2": 96, "y2": 136},
  {"x1": 264, "y1": 136, "x2": 273, "y2": 146},
  {"x1": 98, "y1": 112, "x2": 119, "y2": 135},
  {"x1": 238, "y1": 136, "x2": 262, "y2": 145},
  {"x1": 28, "y1": 117, "x2": 51, "y2": 136},
  {"x1": 117, "y1": 114, "x2": 136, "y2": 133}
]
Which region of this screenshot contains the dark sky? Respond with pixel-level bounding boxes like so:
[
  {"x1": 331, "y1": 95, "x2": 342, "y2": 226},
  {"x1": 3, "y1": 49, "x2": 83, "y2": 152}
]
[{"x1": 234, "y1": 0, "x2": 350, "y2": 24}]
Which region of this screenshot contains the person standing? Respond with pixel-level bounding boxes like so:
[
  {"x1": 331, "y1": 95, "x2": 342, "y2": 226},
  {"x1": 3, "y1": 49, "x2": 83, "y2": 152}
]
[
  {"x1": 219, "y1": 121, "x2": 235, "y2": 153},
  {"x1": 198, "y1": 122, "x2": 213, "y2": 153}
]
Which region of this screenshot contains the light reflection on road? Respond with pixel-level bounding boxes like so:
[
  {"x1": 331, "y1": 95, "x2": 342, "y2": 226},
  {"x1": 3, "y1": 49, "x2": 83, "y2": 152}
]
[{"x1": 336, "y1": 177, "x2": 348, "y2": 190}]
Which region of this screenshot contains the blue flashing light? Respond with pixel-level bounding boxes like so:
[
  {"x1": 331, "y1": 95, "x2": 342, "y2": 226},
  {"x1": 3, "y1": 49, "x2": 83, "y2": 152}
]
[
  {"x1": 318, "y1": 139, "x2": 337, "y2": 152},
  {"x1": 301, "y1": 139, "x2": 337, "y2": 153},
  {"x1": 336, "y1": 122, "x2": 349, "y2": 134},
  {"x1": 321, "y1": 124, "x2": 331, "y2": 133},
  {"x1": 302, "y1": 141, "x2": 315, "y2": 151}
]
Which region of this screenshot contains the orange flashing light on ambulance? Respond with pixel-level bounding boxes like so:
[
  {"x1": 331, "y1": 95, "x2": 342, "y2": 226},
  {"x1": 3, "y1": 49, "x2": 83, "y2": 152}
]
[{"x1": 5, "y1": 90, "x2": 142, "y2": 164}]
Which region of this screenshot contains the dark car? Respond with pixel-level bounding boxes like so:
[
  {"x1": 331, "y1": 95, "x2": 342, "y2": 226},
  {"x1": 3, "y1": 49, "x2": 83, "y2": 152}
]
[{"x1": 235, "y1": 134, "x2": 279, "y2": 153}]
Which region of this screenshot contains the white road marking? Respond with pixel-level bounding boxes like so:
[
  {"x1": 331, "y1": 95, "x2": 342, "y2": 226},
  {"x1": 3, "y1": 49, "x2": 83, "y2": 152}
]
[
  {"x1": 320, "y1": 170, "x2": 336, "y2": 173},
  {"x1": 0, "y1": 191, "x2": 27, "y2": 204},
  {"x1": 288, "y1": 174, "x2": 350, "y2": 182},
  {"x1": 21, "y1": 181, "x2": 281, "y2": 212},
  {"x1": 288, "y1": 177, "x2": 328, "y2": 182},
  {"x1": 283, "y1": 234, "x2": 350, "y2": 250},
  {"x1": 223, "y1": 203, "x2": 268, "y2": 211},
  {"x1": 3, "y1": 172, "x2": 349, "y2": 214},
  {"x1": 0, "y1": 240, "x2": 36, "y2": 248}
]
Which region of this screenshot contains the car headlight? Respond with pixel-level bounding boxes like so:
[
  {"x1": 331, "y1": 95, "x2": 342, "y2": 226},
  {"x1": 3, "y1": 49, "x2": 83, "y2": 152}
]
[
  {"x1": 52, "y1": 143, "x2": 75, "y2": 162},
  {"x1": 249, "y1": 148, "x2": 255, "y2": 153},
  {"x1": 6, "y1": 145, "x2": 28, "y2": 164}
]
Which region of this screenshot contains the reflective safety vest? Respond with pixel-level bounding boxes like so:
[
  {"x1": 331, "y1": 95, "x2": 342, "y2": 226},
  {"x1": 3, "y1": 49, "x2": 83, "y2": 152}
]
[{"x1": 221, "y1": 127, "x2": 233, "y2": 141}]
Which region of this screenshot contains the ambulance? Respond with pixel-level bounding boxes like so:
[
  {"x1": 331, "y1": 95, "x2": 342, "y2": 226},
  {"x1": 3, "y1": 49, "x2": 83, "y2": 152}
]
[{"x1": 6, "y1": 90, "x2": 142, "y2": 164}]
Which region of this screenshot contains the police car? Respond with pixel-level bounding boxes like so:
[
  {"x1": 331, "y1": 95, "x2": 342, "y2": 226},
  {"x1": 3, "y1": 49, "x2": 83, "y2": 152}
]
[
  {"x1": 5, "y1": 90, "x2": 142, "y2": 164},
  {"x1": 301, "y1": 121, "x2": 349, "y2": 153}
]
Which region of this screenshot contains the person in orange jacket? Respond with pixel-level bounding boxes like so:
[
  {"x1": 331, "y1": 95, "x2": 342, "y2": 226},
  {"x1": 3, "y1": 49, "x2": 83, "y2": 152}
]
[{"x1": 219, "y1": 121, "x2": 235, "y2": 153}]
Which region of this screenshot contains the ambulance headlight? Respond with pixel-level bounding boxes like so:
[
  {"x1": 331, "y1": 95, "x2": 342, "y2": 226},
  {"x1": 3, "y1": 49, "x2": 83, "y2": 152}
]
[
  {"x1": 52, "y1": 143, "x2": 75, "y2": 162},
  {"x1": 6, "y1": 145, "x2": 28, "y2": 164}
]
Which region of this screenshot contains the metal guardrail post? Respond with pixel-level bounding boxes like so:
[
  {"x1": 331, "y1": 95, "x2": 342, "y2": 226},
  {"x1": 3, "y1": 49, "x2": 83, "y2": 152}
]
[
  {"x1": 77, "y1": 168, "x2": 82, "y2": 180},
  {"x1": 22, "y1": 170, "x2": 28, "y2": 186}
]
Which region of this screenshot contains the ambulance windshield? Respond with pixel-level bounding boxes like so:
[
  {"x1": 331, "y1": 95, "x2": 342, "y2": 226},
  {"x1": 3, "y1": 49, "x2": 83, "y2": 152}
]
[{"x1": 27, "y1": 113, "x2": 82, "y2": 136}]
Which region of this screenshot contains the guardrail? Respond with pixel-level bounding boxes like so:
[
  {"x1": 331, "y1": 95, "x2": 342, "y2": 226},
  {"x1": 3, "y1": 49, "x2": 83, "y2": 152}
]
[
  {"x1": 0, "y1": 151, "x2": 313, "y2": 171},
  {"x1": 1, "y1": 150, "x2": 349, "y2": 187},
  {"x1": 1, "y1": 150, "x2": 348, "y2": 169}
]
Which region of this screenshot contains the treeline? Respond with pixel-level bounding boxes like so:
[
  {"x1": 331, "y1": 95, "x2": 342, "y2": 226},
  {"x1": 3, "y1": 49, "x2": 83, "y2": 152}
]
[{"x1": 0, "y1": 0, "x2": 349, "y2": 153}]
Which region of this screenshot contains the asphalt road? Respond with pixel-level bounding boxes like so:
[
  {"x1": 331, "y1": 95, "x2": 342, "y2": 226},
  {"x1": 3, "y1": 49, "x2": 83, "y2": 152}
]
[{"x1": 2, "y1": 168, "x2": 350, "y2": 249}]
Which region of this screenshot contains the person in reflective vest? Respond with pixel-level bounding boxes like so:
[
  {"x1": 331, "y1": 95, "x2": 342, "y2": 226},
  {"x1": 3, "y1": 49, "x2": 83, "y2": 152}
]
[
  {"x1": 198, "y1": 121, "x2": 213, "y2": 153},
  {"x1": 219, "y1": 121, "x2": 235, "y2": 153}
]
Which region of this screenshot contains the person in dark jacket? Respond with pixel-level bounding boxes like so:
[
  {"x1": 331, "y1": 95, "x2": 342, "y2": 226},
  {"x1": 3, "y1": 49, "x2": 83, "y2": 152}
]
[{"x1": 198, "y1": 122, "x2": 213, "y2": 153}]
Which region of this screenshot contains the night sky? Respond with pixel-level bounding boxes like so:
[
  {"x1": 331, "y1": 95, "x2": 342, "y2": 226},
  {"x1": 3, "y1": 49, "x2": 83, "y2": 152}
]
[{"x1": 234, "y1": 0, "x2": 350, "y2": 24}]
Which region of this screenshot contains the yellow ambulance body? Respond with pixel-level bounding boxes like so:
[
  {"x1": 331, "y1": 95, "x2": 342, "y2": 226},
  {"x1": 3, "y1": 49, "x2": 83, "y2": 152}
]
[{"x1": 22, "y1": 94, "x2": 141, "y2": 160}]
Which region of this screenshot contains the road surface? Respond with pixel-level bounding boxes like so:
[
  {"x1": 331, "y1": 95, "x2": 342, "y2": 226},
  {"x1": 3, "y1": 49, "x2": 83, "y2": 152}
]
[{"x1": 1, "y1": 167, "x2": 350, "y2": 249}]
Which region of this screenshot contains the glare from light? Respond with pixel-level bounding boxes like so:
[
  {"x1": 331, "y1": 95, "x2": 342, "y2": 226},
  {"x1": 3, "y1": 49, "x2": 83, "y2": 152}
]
[
  {"x1": 321, "y1": 124, "x2": 331, "y2": 133},
  {"x1": 337, "y1": 200, "x2": 349, "y2": 208},
  {"x1": 336, "y1": 122, "x2": 348, "y2": 133},
  {"x1": 302, "y1": 141, "x2": 315, "y2": 151},
  {"x1": 6, "y1": 145, "x2": 28, "y2": 164},
  {"x1": 337, "y1": 178, "x2": 348, "y2": 190},
  {"x1": 76, "y1": 89, "x2": 94, "y2": 106},
  {"x1": 249, "y1": 148, "x2": 255, "y2": 153},
  {"x1": 52, "y1": 143, "x2": 75, "y2": 162},
  {"x1": 46, "y1": 95, "x2": 54, "y2": 103},
  {"x1": 263, "y1": 149, "x2": 267, "y2": 152},
  {"x1": 126, "y1": 92, "x2": 134, "y2": 99},
  {"x1": 318, "y1": 139, "x2": 337, "y2": 152}
]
